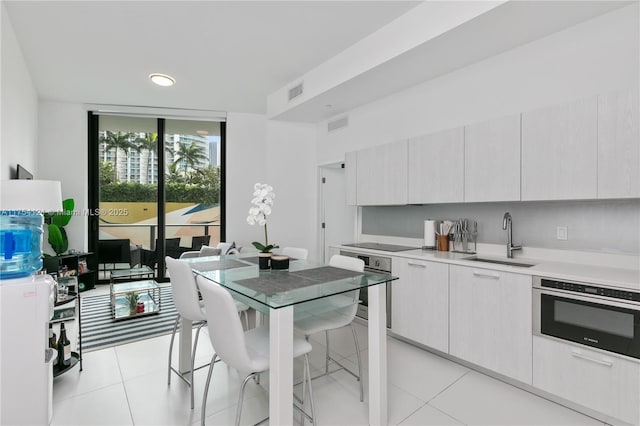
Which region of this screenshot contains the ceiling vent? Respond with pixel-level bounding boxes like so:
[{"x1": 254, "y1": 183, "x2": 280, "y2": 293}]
[
  {"x1": 327, "y1": 116, "x2": 349, "y2": 132},
  {"x1": 288, "y1": 82, "x2": 304, "y2": 101}
]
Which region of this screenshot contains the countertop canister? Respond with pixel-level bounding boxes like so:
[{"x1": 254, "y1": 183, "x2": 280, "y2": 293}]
[{"x1": 423, "y1": 220, "x2": 436, "y2": 249}]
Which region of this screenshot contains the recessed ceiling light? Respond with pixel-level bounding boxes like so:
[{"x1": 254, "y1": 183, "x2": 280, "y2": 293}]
[
  {"x1": 149, "y1": 73, "x2": 175, "y2": 87},
  {"x1": 196, "y1": 130, "x2": 209, "y2": 135}
]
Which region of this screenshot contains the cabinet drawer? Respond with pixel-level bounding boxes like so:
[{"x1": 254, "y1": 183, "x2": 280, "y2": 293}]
[{"x1": 533, "y1": 335, "x2": 640, "y2": 425}]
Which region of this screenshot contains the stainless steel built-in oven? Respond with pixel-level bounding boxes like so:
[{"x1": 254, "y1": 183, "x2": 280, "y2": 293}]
[
  {"x1": 340, "y1": 250, "x2": 392, "y2": 328},
  {"x1": 533, "y1": 276, "x2": 640, "y2": 360}
]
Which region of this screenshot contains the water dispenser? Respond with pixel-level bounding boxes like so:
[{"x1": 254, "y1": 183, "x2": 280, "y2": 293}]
[
  {"x1": 0, "y1": 211, "x2": 45, "y2": 278},
  {"x1": 0, "y1": 179, "x2": 63, "y2": 279}
]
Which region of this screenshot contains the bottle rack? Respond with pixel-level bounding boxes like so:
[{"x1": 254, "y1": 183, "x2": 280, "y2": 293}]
[{"x1": 50, "y1": 280, "x2": 83, "y2": 376}]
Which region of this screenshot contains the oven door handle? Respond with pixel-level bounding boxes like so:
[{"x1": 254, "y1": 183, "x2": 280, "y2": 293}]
[{"x1": 570, "y1": 349, "x2": 613, "y2": 367}]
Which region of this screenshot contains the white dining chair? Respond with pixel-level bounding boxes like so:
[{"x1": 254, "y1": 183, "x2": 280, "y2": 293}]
[
  {"x1": 294, "y1": 254, "x2": 365, "y2": 401},
  {"x1": 165, "y1": 257, "x2": 249, "y2": 409},
  {"x1": 179, "y1": 251, "x2": 200, "y2": 259},
  {"x1": 198, "y1": 245, "x2": 222, "y2": 257},
  {"x1": 197, "y1": 275, "x2": 316, "y2": 426},
  {"x1": 280, "y1": 246, "x2": 308, "y2": 260}
]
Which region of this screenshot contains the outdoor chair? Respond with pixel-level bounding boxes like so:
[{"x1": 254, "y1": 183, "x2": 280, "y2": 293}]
[{"x1": 142, "y1": 238, "x2": 182, "y2": 268}]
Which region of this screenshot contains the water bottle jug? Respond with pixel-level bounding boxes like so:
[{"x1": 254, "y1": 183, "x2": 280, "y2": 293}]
[{"x1": 0, "y1": 211, "x2": 44, "y2": 279}]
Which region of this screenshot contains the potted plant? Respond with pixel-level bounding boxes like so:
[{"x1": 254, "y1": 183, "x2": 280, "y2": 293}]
[
  {"x1": 246, "y1": 183, "x2": 278, "y2": 269},
  {"x1": 44, "y1": 198, "x2": 74, "y2": 256},
  {"x1": 126, "y1": 292, "x2": 140, "y2": 315}
]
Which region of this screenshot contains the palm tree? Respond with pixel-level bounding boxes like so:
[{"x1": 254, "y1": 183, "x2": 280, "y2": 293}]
[
  {"x1": 135, "y1": 132, "x2": 158, "y2": 184},
  {"x1": 173, "y1": 141, "x2": 208, "y2": 180},
  {"x1": 100, "y1": 131, "x2": 138, "y2": 182},
  {"x1": 166, "y1": 163, "x2": 185, "y2": 184}
]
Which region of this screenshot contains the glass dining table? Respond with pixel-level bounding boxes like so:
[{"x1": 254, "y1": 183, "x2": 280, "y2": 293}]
[{"x1": 180, "y1": 253, "x2": 397, "y2": 425}]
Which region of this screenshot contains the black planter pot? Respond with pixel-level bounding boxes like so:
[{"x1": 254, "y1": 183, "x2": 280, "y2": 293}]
[
  {"x1": 271, "y1": 255, "x2": 289, "y2": 270},
  {"x1": 258, "y1": 253, "x2": 272, "y2": 270}
]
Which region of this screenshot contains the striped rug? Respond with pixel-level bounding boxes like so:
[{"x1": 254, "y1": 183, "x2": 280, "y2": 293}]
[{"x1": 81, "y1": 285, "x2": 178, "y2": 352}]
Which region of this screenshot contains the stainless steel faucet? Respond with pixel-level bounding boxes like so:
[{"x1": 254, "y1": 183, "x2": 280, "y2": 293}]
[{"x1": 502, "y1": 212, "x2": 521, "y2": 258}]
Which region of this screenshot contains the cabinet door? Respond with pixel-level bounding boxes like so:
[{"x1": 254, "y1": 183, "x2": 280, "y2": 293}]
[
  {"x1": 392, "y1": 257, "x2": 449, "y2": 353},
  {"x1": 408, "y1": 127, "x2": 464, "y2": 203},
  {"x1": 356, "y1": 140, "x2": 408, "y2": 205},
  {"x1": 522, "y1": 97, "x2": 597, "y2": 200},
  {"x1": 598, "y1": 87, "x2": 639, "y2": 199},
  {"x1": 533, "y1": 336, "x2": 639, "y2": 425},
  {"x1": 465, "y1": 115, "x2": 520, "y2": 202},
  {"x1": 449, "y1": 265, "x2": 532, "y2": 384},
  {"x1": 344, "y1": 151, "x2": 358, "y2": 205},
  {"x1": 327, "y1": 246, "x2": 340, "y2": 260}
]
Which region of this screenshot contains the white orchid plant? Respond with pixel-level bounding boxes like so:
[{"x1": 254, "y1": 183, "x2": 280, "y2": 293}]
[{"x1": 246, "y1": 183, "x2": 279, "y2": 253}]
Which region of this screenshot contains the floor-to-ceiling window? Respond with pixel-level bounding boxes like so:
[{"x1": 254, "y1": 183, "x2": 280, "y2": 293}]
[{"x1": 88, "y1": 112, "x2": 225, "y2": 282}]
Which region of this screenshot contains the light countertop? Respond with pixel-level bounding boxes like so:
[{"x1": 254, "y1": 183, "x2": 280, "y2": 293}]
[{"x1": 334, "y1": 245, "x2": 640, "y2": 290}]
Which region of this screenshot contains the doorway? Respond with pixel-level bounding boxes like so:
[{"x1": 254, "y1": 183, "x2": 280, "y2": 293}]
[{"x1": 319, "y1": 163, "x2": 357, "y2": 263}]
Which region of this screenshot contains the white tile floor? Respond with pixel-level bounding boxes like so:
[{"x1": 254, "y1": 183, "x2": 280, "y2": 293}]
[{"x1": 53, "y1": 286, "x2": 605, "y2": 426}]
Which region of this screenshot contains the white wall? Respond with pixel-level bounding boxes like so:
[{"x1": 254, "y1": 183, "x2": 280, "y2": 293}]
[
  {"x1": 0, "y1": 2, "x2": 38, "y2": 180},
  {"x1": 265, "y1": 120, "x2": 318, "y2": 260},
  {"x1": 316, "y1": 3, "x2": 639, "y2": 164},
  {"x1": 226, "y1": 114, "x2": 318, "y2": 260},
  {"x1": 225, "y1": 112, "x2": 267, "y2": 249},
  {"x1": 37, "y1": 101, "x2": 87, "y2": 253}
]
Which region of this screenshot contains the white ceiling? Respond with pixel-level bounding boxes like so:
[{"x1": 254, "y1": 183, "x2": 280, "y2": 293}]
[
  {"x1": 4, "y1": 1, "x2": 419, "y2": 114},
  {"x1": 273, "y1": 0, "x2": 633, "y2": 121}
]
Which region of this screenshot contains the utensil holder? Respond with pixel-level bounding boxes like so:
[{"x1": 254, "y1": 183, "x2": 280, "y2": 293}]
[{"x1": 436, "y1": 235, "x2": 449, "y2": 251}]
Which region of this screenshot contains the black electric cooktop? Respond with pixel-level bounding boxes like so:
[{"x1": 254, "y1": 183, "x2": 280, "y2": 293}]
[{"x1": 342, "y1": 242, "x2": 419, "y2": 252}]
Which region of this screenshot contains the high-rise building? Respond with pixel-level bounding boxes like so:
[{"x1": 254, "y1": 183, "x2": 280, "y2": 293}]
[{"x1": 99, "y1": 131, "x2": 212, "y2": 184}]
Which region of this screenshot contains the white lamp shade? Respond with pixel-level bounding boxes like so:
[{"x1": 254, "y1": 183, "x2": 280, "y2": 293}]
[{"x1": 0, "y1": 180, "x2": 63, "y2": 212}]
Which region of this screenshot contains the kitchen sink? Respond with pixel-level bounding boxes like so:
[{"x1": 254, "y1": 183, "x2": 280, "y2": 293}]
[{"x1": 463, "y1": 256, "x2": 536, "y2": 268}]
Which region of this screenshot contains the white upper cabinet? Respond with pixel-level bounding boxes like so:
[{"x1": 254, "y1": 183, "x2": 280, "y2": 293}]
[
  {"x1": 521, "y1": 97, "x2": 598, "y2": 200},
  {"x1": 408, "y1": 127, "x2": 464, "y2": 204},
  {"x1": 356, "y1": 140, "x2": 408, "y2": 205},
  {"x1": 597, "y1": 87, "x2": 640, "y2": 199},
  {"x1": 465, "y1": 115, "x2": 521, "y2": 202},
  {"x1": 344, "y1": 151, "x2": 358, "y2": 206}
]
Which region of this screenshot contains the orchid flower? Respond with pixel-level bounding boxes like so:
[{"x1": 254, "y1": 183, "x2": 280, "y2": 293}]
[{"x1": 246, "y1": 183, "x2": 279, "y2": 252}]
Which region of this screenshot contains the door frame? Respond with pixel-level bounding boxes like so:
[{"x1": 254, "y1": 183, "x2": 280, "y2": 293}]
[{"x1": 88, "y1": 112, "x2": 226, "y2": 283}]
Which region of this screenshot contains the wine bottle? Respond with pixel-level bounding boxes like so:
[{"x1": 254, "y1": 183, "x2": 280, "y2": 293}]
[
  {"x1": 57, "y1": 323, "x2": 71, "y2": 367},
  {"x1": 49, "y1": 324, "x2": 58, "y2": 364}
]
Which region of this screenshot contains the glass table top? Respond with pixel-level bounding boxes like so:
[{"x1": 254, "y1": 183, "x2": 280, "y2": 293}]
[
  {"x1": 111, "y1": 279, "x2": 159, "y2": 294},
  {"x1": 184, "y1": 253, "x2": 397, "y2": 310},
  {"x1": 110, "y1": 266, "x2": 154, "y2": 279}
]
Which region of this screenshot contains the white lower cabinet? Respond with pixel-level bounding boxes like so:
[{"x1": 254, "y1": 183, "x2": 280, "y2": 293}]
[
  {"x1": 449, "y1": 265, "x2": 532, "y2": 384},
  {"x1": 533, "y1": 336, "x2": 640, "y2": 425},
  {"x1": 391, "y1": 257, "x2": 449, "y2": 353}
]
